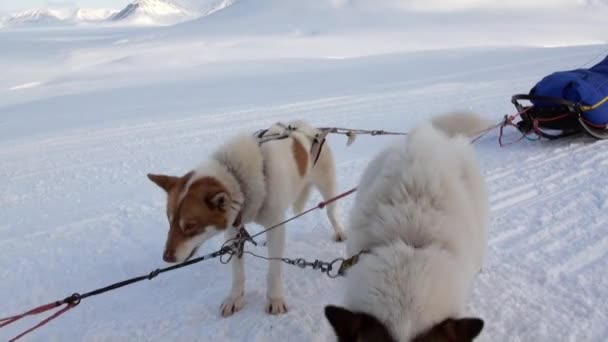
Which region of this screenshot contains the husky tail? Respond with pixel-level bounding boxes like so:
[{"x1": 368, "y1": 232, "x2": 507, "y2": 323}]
[{"x1": 431, "y1": 112, "x2": 494, "y2": 138}]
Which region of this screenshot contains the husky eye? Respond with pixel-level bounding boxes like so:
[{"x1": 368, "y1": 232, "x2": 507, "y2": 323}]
[{"x1": 183, "y1": 221, "x2": 197, "y2": 233}]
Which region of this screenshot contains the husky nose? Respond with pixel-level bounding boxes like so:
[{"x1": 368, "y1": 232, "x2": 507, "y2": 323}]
[{"x1": 163, "y1": 251, "x2": 176, "y2": 263}]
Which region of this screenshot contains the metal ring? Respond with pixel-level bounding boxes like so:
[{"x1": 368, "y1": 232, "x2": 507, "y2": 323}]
[
  {"x1": 326, "y1": 258, "x2": 345, "y2": 278},
  {"x1": 68, "y1": 293, "x2": 81, "y2": 306}
]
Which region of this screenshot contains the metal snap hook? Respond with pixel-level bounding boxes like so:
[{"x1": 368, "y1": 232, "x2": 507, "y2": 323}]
[{"x1": 326, "y1": 258, "x2": 345, "y2": 278}]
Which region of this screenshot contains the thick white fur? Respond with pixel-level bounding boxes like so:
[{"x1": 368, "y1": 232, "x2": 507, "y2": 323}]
[
  {"x1": 430, "y1": 111, "x2": 494, "y2": 138},
  {"x1": 182, "y1": 120, "x2": 345, "y2": 316},
  {"x1": 342, "y1": 112, "x2": 489, "y2": 340}
]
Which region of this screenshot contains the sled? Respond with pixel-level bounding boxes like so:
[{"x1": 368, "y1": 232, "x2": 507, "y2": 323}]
[{"x1": 511, "y1": 55, "x2": 608, "y2": 140}]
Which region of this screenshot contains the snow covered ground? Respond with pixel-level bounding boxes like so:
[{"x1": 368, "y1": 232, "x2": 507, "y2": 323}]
[{"x1": 1, "y1": 1, "x2": 608, "y2": 341}]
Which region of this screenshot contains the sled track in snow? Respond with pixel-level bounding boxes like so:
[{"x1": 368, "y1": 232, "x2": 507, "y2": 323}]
[
  {"x1": 476, "y1": 135, "x2": 608, "y2": 340},
  {"x1": 487, "y1": 138, "x2": 608, "y2": 273}
]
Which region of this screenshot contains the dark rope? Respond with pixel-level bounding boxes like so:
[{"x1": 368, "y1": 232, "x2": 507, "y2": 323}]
[{"x1": 0, "y1": 244, "x2": 235, "y2": 341}]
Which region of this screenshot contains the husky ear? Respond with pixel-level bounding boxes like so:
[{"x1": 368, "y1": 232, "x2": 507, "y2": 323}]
[
  {"x1": 325, "y1": 305, "x2": 395, "y2": 341},
  {"x1": 415, "y1": 317, "x2": 484, "y2": 341},
  {"x1": 448, "y1": 318, "x2": 484, "y2": 340},
  {"x1": 147, "y1": 173, "x2": 179, "y2": 192},
  {"x1": 324, "y1": 305, "x2": 360, "y2": 340},
  {"x1": 208, "y1": 192, "x2": 229, "y2": 211}
]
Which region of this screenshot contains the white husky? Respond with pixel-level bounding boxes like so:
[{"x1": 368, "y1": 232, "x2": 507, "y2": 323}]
[
  {"x1": 325, "y1": 113, "x2": 490, "y2": 341},
  {"x1": 147, "y1": 120, "x2": 345, "y2": 317}
]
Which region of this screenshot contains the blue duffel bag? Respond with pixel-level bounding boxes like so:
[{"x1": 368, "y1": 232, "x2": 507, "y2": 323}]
[{"x1": 512, "y1": 55, "x2": 608, "y2": 139}]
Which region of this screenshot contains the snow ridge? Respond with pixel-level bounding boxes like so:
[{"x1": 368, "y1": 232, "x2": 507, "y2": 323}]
[{"x1": 0, "y1": 0, "x2": 239, "y2": 28}]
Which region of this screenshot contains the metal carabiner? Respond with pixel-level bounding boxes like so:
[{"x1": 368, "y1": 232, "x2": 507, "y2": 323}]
[{"x1": 326, "y1": 258, "x2": 346, "y2": 278}]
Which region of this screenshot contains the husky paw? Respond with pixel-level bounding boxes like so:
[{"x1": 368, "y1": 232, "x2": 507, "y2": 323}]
[
  {"x1": 220, "y1": 293, "x2": 245, "y2": 317},
  {"x1": 335, "y1": 232, "x2": 346, "y2": 242},
  {"x1": 265, "y1": 297, "x2": 288, "y2": 315}
]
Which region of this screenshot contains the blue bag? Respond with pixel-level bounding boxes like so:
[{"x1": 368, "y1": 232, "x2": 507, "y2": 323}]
[{"x1": 512, "y1": 56, "x2": 608, "y2": 139}]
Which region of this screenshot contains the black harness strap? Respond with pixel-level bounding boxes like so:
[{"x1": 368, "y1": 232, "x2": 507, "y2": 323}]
[{"x1": 308, "y1": 128, "x2": 330, "y2": 167}]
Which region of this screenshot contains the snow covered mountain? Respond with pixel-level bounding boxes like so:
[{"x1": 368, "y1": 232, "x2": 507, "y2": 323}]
[
  {"x1": 3, "y1": 8, "x2": 72, "y2": 26},
  {"x1": 109, "y1": 0, "x2": 237, "y2": 26},
  {"x1": 73, "y1": 8, "x2": 118, "y2": 22},
  {"x1": 1, "y1": 7, "x2": 117, "y2": 27},
  {"x1": 0, "y1": 0, "x2": 237, "y2": 28},
  {"x1": 3, "y1": 0, "x2": 608, "y2": 30},
  {"x1": 109, "y1": 0, "x2": 193, "y2": 25}
]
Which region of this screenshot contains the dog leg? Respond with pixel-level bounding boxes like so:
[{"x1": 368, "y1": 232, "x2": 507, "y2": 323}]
[
  {"x1": 220, "y1": 228, "x2": 246, "y2": 317},
  {"x1": 310, "y1": 145, "x2": 346, "y2": 242},
  {"x1": 314, "y1": 175, "x2": 346, "y2": 242},
  {"x1": 265, "y1": 219, "x2": 288, "y2": 315}
]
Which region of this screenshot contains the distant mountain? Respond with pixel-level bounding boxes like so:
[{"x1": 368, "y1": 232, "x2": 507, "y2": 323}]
[
  {"x1": 108, "y1": 0, "x2": 237, "y2": 26},
  {"x1": 109, "y1": 0, "x2": 192, "y2": 25},
  {"x1": 2, "y1": 7, "x2": 116, "y2": 27},
  {"x1": 73, "y1": 8, "x2": 118, "y2": 22},
  {"x1": 4, "y1": 8, "x2": 72, "y2": 26},
  {"x1": 0, "y1": 0, "x2": 238, "y2": 28}
]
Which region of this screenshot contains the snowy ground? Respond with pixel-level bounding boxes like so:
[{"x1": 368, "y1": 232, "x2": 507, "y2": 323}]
[{"x1": 2, "y1": 2, "x2": 608, "y2": 341}]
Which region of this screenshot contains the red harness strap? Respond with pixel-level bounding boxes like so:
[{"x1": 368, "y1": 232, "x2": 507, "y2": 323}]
[{"x1": 0, "y1": 295, "x2": 79, "y2": 342}]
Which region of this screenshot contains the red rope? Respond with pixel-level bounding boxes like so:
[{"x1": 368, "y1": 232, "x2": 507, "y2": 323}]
[
  {"x1": 318, "y1": 187, "x2": 357, "y2": 209},
  {"x1": 508, "y1": 108, "x2": 608, "y2": 135},
  {"x1": 580, "y1": 116, "x2": 608, "y2": 128},
  {"x1": 8, "y1": 304, "x2": 77, "y2": 342},
  {"x1": 0, "y1": 300, "x2": 77, "y2": 342},
  {"x1": 534, "y1": 113, "x2": 570, "y2": 122},
  {"x1": 471, "y1": 123, "x2": 501, "y2": 144},
  {"x1": 498, "y1": 108, "x2": 531, "y2": 147},
  {"x1": 532, "y1": 119, "x2": 541, "y2": 137},
  {"x1": 0, "y1": 301, "x2": 61, "y2": 327}
]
